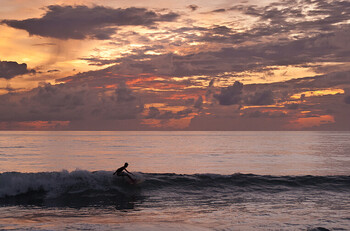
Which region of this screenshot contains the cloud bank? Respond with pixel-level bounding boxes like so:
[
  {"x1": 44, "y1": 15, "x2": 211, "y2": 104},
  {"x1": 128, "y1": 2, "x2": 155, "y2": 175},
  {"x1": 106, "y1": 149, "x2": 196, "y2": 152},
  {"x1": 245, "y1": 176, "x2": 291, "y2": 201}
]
[
  {"x1": 0, "y1": 61, "x2": 35, "y2": 79},
  {"x1": 2, "y1": 5, "x2": 179, "y2": 40},
  {"x1": 0, "y1": 82, "x2": 143, "y2": 122}
]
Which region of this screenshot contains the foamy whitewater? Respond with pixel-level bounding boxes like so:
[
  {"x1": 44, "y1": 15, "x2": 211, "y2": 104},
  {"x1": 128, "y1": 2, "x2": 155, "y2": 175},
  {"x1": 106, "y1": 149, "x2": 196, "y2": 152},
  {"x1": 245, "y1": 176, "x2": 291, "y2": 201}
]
[{"x1": 0, "y1": 131, "x2": 349, "y2": 230}]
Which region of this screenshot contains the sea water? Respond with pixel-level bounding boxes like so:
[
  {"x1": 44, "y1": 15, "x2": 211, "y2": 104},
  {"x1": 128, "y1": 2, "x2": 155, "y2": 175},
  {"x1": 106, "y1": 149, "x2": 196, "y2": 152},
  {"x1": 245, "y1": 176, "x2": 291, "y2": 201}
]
[{"x1": 0, "y1": 131, "x2": 349, "y2": 230}]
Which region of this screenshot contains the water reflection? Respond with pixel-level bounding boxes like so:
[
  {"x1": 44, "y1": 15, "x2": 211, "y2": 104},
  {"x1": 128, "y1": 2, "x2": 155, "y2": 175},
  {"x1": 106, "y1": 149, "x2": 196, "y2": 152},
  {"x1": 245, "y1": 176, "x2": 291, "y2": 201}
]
[
  {"x1": 0, "y1": 186, "x2": 146, "y2": 211},
  {"x1": 0, "y1": 131, "x2": 349, "y2": 175},
  {"x1": 0, "y1": 190, "x2": 145, "y2": 211}
]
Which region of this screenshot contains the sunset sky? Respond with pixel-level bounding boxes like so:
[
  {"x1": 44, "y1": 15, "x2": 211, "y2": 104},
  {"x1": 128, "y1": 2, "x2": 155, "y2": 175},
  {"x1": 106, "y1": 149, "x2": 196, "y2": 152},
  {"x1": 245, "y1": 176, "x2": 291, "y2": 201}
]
[{"x1": 0, "y1": 0, "x2": 349, "y2": 130}]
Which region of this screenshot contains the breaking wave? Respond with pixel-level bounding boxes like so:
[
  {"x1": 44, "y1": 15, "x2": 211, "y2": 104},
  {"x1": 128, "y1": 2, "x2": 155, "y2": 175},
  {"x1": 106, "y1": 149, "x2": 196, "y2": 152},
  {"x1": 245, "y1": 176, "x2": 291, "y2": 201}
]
[{"x1": 0, "y1": 170, "x2": 349, "y2": 207}]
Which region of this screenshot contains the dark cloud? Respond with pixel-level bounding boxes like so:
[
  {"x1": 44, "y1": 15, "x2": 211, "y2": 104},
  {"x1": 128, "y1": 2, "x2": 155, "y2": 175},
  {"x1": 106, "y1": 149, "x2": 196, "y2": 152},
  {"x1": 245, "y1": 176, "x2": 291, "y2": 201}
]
[
  {"x1": 47, "y1": 69, "x2": 60, "y2": 73},
  {"x1": 231, "y1": 0, "x2": 350, "y2": 31},
  {"x1": 146, "y1": 107, "x2": 161, "y2": 119},
  {"x1": 145, "y1": 107, "x2": 192, "y2": 119},
  {"x1": 188, "y1": 70, "x2": 350, "y2": 130},
  {"x1": 266, "y1": 71, "x2": 350, "y2": 91},
  {"x1": 214, "y1": 81, "x2": 243, "y2": 105},
  {"x1": 208, "y1": 79, "x2": 215, "y2": 87},
  {"x1": 2, "y1": 5, "x2": 179, "y2": 40},
  {"x1": 212, "y1": 9, "x2": 226, "y2": 13},
  {"x1": 194, "y1": 96, "x2": 203, "y2": 109},
  {"x1": 201, "y1": 27, "x2": 350, "y2": 70},
  {"x1": 190, "y1": 0, "x2": 350, "y2": 47},
  {"x1": 209, "y1": 70, "x2": 350, "y2": 110},
  {"x1": 112, "y1": 26, "x2": 350, "y2": 77},
  {"x1": 241, "y1": 110, "x2": 286, "y2": 118},
  {"x1": 0, "y1": 83, "x2": 143, "y2": 122},
  {"x1": 285, "y1": 103, "x2": 299, "y2": 109},
  {"x1": 0, "y1": 83, "x2": 23, "y2": 93},
  {"x1": 174, "y1": 108, "x2": 192, "y2": 119},
  {"x1": 244, "y1": 90, "x2": 274, "y2": 105},
  {"x1": 0, "y1": 61, "x2": 35, "y2": 79},
  {"x1": 188, "y1": 114, "x2": 288, "y2": 131},
  {"x1": 115, "y1": 82, "x2": 136, "y2": 102},
  {"x1": 344, "y1": 95, "x2": 350, "y2": 104},
  {"x1": 187, "y1": 5, "x2": 198, "y2": 11},
  {"x1": 72, "y1": 16, "x2": 350, "y2": 79},
  {"x1": 32, "y1": 43, "x2": 56, "y2": 46}
]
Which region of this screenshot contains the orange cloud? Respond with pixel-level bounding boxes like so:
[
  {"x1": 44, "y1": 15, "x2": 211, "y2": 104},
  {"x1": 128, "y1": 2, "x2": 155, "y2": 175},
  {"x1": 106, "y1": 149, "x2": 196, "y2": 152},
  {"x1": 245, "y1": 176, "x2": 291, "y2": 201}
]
[
  {"x1": 0, "y1": 121, "x2": 69, "y2": 130},
  {"x1": 140, "y1": 119, "x2": 163, "y2": 128},
  {"x1": 147, "y1": 82, "x2": 189, "y2": 91},
  {"x1": 286, "y1": 115, "x2": 335, "y2": 130},
  {"x1": 164, "y1": 93, "x2": 201, "y2": 100},
  {"x1": 126, "y1": 76, "x2": 157, "y2": 86},
  {"x1": 141, "y1": 117, "x2": 194, "y2": 129},
  {"x1": 290, "y1": 88, "x2": 344, "y2": 100}
]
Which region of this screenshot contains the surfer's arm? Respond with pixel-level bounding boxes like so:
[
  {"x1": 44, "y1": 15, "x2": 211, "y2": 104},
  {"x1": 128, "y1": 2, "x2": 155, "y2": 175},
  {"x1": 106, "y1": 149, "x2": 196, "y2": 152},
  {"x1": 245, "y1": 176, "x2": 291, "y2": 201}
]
[
  {"x1": 113, "y1": 170, "x2": 117, "y2": 175},
  {"x1": 125, "y1": 169, "x2": 134, "y2": 175}
]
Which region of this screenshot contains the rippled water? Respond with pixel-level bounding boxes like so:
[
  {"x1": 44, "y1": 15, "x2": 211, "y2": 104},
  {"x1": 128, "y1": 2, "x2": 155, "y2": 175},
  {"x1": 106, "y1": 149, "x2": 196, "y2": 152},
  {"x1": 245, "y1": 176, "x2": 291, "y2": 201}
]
[{"x1": 0, "y1": 131, "x2": 349, "y2": 230}]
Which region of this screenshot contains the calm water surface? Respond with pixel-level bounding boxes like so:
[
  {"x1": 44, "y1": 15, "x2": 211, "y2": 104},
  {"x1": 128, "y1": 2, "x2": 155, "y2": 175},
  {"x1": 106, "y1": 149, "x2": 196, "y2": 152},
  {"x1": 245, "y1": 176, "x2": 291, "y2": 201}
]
[
  {"x1": 0, "y1": 131, "x2": 349, "y2": 175},
  {"x1": 0, "y1": 131, "x2": 349, "y2": 230}
]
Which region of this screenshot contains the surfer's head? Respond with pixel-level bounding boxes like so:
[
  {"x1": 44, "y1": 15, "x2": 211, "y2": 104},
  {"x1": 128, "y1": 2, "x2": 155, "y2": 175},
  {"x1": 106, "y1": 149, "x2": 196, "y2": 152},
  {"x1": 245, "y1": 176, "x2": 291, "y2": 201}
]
[{"x1": 124, "y1": 162, "x2": 128, "y2": 167}]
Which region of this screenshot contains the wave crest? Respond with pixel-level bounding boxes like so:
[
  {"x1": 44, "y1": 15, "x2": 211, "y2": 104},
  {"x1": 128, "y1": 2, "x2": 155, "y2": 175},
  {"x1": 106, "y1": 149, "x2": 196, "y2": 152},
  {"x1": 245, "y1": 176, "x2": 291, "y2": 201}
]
[{"x1": 1, "y1": 170, "x2": 349, "y2": 200}]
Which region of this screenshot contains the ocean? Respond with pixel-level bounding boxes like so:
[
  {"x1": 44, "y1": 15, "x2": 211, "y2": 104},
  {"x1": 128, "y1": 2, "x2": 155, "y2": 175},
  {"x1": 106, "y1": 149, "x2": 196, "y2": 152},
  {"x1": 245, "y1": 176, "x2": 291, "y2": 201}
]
[{"x1": 0, "y1": 131, "x2": 349, "y2": 230}]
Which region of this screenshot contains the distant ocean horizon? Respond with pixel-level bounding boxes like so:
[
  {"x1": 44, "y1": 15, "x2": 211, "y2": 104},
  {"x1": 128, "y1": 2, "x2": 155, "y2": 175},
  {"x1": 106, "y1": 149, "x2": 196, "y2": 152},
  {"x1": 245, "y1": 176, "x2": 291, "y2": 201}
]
[{"x1": 1, "y1": 131, "x2": 349, "y2": 230}]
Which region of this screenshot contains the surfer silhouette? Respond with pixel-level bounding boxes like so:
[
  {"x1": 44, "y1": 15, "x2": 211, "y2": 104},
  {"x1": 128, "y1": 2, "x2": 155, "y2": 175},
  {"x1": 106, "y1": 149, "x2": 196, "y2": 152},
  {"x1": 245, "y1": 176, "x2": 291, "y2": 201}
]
[{"x1": 113, "y1": 162, "x2": 135, "y2": 183}]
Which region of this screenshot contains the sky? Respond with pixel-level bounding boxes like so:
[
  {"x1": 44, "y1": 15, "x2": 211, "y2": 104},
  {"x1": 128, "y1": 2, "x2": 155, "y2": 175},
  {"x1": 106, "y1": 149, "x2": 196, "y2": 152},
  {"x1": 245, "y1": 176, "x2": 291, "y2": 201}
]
[{"x1": 0, "y1": 0, "x2": 349, "y2": 130}]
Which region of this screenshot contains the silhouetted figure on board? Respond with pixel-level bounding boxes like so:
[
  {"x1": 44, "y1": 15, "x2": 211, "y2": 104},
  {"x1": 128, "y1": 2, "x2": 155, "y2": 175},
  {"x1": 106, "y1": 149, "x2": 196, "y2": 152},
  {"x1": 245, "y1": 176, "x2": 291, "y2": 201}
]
[{"x1": 113, "y1": 162, "x2": 135, "y2": 183}]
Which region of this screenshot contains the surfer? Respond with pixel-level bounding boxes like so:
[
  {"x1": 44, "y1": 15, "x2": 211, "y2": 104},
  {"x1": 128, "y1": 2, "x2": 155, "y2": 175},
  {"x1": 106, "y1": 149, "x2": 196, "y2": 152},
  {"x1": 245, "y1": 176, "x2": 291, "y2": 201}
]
[{"x1": 113, "y1": 162, "x2": 135, "y2": 183}]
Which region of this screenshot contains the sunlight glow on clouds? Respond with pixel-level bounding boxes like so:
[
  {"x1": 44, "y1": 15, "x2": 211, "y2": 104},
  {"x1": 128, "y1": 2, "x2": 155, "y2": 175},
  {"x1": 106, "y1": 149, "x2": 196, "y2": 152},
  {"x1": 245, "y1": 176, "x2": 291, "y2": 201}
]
[
  {"x1": 290, "y1": 89, "x2": 345, "y2": 100},
  {"x1": 0, "y1": 0, "x2": 350, "y2": 130}
]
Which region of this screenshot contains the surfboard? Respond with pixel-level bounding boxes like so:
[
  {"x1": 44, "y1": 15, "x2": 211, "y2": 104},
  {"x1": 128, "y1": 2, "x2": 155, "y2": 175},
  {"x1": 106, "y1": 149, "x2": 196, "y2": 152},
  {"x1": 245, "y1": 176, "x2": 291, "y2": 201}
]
[
  {"x1": 127, "y1": 173, "x2": 144, "y2": 185},
  {"x1": 113, "y1": 172, "x2": 144, "y2": 185}
]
